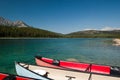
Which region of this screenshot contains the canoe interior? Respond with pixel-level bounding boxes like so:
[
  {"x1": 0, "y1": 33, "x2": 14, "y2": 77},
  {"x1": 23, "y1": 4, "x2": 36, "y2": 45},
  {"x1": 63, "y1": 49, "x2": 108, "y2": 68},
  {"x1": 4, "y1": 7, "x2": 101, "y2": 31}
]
[{"x1": 19, "y1": 62, "x2": 120, "y2": 80}]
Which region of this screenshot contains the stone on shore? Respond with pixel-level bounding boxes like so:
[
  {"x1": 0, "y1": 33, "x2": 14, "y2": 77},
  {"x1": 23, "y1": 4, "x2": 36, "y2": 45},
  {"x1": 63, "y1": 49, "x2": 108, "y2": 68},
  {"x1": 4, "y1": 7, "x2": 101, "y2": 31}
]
[{"x1": 113, "y1": 38, "x2": 120, "y2": 46}]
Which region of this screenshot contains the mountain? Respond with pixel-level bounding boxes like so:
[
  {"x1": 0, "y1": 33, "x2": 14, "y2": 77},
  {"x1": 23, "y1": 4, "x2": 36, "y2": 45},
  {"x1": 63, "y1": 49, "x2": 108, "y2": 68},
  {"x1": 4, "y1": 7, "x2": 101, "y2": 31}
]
[
  {"x1": 13, "y1": 21, "x2": 29, "y2": 27},
  {"x1": 0, "y1": 17, "x2": 29, "y2": 27},
  {"x1": 0, "y1": 16, "x2": 120, "y2": 38},
  {"x1": 0, "y1": 16, "x2": 64, "y2": 38},
  {"x1": 66, "y1": 30, "x2": 120, "y2": 38}
]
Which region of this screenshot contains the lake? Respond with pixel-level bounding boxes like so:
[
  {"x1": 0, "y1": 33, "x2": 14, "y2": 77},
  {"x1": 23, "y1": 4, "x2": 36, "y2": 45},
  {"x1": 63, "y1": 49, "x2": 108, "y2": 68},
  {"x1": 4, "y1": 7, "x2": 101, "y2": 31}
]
[{"x1": 0, "y1": 38, "x2": 120, "y2": 74}]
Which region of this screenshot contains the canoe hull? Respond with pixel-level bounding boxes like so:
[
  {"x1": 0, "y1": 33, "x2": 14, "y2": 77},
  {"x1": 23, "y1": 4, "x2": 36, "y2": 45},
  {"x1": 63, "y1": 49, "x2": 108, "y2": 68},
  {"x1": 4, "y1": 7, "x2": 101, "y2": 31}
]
[
  {"x1": 35, "y1": 56, "x2": 120, "y2": 77},
  {"x1": 15, "y1": 62, "x2": 50, "y2": 80}
]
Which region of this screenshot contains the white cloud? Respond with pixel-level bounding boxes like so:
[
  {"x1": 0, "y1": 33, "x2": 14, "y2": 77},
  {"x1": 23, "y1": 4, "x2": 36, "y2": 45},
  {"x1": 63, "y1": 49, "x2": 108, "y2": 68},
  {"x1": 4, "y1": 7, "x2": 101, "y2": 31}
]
[
  {"x1": 101, "y1": 26, "x2": 120, "y2": 31},
  {"x1": 83, "y1": 26, "x2": 120, "y2": 31}
]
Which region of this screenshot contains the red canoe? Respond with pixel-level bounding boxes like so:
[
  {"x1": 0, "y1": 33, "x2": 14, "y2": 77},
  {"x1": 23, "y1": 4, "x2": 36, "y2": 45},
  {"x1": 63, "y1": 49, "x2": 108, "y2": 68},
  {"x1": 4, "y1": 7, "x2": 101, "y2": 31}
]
[
  {"x1": 0, "y1": 72, "x2": 38, "y2": 80},
  {"x1": 35, "y1": 56, "x2": 120, "y2": 77}
]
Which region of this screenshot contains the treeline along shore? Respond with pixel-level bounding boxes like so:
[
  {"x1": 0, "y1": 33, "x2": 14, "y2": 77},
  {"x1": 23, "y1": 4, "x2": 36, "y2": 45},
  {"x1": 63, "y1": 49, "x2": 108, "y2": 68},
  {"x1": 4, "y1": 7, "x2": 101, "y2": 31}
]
[
  {"x1": 0, "y1": 25, "x2": 64, "y2": 38},
  {"x1": 0, "y1": 25, "x2": 120, "y2": 38}
]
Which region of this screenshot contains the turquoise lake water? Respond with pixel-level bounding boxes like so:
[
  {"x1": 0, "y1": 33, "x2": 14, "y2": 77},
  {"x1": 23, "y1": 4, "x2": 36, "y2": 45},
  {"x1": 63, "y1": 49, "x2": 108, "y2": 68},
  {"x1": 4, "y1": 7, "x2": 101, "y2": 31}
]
[{"x1": 0, "y1": 38, "x2": 120, "y2": 74}]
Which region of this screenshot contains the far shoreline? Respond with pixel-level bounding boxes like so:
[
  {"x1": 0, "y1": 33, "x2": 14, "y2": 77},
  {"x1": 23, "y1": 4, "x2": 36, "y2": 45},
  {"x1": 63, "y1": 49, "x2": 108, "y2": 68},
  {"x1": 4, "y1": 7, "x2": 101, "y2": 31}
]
[
  {"x1": 0, "y1": 37, "x2": 118, "y2": 39},
  {"x1": 0, "y1": 37, "x2": 63, "y2": 39},
  {"x1": 0, "y1": 37, "x2": 118, "y2": 40}
]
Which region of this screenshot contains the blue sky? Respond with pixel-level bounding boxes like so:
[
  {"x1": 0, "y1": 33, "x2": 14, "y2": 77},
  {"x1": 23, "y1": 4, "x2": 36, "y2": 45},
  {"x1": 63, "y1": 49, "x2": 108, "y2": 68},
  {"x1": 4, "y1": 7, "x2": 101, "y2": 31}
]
[{"x1": 0, "y1": 0, "x2": 120, "y2": 34}]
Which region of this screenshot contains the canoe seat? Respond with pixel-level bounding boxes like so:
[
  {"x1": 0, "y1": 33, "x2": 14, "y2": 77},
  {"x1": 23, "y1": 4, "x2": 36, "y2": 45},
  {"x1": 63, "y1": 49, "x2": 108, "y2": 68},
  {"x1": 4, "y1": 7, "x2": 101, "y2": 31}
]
[
  {"x1": 65, "y1": 76, "x2": 76, "y2": 80},
  {"x1": 53, "y1": 59, "x2": 60, "y2": 66},
  {"x1": 33, "y1": 69, "x2": 47, "y2": 76}
]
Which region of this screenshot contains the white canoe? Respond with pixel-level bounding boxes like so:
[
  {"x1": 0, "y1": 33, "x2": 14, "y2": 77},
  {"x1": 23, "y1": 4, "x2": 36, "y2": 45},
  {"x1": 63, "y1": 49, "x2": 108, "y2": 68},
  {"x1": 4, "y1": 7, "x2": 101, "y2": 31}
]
[
  {"x1": 15, "y1": 62, "x2": 51, "y2": 80},
  {"x1": 15, "y1": 62, "x2": 120, "y2": 80}
]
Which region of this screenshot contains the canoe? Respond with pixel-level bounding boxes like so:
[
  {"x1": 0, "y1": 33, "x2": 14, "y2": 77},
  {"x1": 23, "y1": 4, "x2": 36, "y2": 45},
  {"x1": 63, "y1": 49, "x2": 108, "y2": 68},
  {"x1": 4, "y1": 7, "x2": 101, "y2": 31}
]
[
  {"x1": 0, "y1": 72, "x2": 39, "y2": 80},
  {"x1": 15, "y1": 62, "x2": 51, "y2": 80},
  {"x1": 35, "y1": 56, "x2": 120, "y2": 77},
  {"x1": 15, "y1": 62, "x2": 120, "y2": 80}
]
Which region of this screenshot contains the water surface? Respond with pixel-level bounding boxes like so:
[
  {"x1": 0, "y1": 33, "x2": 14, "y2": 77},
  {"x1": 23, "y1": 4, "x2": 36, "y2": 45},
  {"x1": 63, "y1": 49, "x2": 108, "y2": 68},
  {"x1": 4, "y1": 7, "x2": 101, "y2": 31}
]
[{"x1": 0, "y1": 38, "x2": 120, "y2": 74}]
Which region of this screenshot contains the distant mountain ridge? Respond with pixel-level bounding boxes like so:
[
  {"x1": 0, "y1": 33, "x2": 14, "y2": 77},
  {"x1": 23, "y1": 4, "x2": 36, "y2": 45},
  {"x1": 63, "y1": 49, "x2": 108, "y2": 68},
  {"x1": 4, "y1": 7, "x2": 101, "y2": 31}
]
[
  {"x1": 0, "y1": 16, "x2": 120, "y2": 38},
  {"x1": 68, "y1": 30, "x2": 120, "y2": 34},
  {"x1": 67, "y1": 30, "x2": 120, "y2": 38},
  {"x1": 0, "y1": 17, "x2": 29, "y2": 27}
]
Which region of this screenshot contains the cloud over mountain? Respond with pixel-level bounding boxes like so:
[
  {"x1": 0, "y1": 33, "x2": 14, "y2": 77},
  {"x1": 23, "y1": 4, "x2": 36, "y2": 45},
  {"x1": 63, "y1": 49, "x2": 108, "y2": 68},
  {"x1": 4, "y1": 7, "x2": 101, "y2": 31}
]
[
  {"x1": 83, "y1": 26, "x2": 120, "y2": 31},
  {"x1": 101, "y1": 27, "x2": 120, "y2": 31}
]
